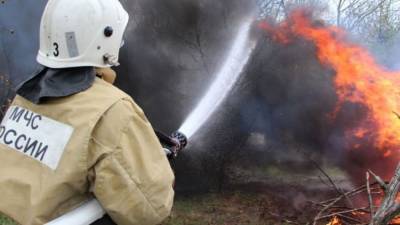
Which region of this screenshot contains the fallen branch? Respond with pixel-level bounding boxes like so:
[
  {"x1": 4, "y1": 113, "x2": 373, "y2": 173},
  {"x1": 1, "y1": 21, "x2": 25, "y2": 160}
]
[
  {"x1": 367, "y1": 172, "x2": 375, "y2": 224},
  {"x1": 320, "y1": 183, "x2": 380, "y2": 205},
  {"x1": 370, "y1": 163, "x2": 400, "y2": 225},
  {"x1": 313, "y1": 163, "x2": 400, "y2": 225},
  {"x1": 313, "y1": 195, "x2": 344, "y2": 225},
  {"x1": 369, "y1": 169, "x2": 389, "y2": 191},
  {"x1": 312, "y1": 182, "x2": 382, "y2": 225},
  {"x1": 318, "y1": 206, "x2": 369, "y2": 220}
]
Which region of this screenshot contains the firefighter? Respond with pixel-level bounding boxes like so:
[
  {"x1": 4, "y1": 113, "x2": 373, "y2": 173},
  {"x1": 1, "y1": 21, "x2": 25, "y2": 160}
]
[{"x1": 0, "y1": 0, "x2": 175, "y2": 224}]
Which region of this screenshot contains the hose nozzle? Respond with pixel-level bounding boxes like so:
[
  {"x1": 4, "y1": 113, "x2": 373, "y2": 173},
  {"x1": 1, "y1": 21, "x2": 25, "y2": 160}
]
[
  {"x1": 171, "y1": 131, "x2": 187, "y2": 150},
  {"x1": 155, "y1": 130, "x2": 188, "y2": 159}
]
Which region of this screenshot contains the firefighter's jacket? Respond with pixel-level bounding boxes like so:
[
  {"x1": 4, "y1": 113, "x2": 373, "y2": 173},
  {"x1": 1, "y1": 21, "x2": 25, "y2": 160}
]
[{"x1": 0, "y1": 77, "x2": 175, "y2": 225}]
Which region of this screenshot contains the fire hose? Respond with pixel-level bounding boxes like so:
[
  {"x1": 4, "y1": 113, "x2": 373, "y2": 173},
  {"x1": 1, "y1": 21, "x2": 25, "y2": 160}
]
[{"x1": 44, "y1": 130, "x2": 187, "y2": 225}]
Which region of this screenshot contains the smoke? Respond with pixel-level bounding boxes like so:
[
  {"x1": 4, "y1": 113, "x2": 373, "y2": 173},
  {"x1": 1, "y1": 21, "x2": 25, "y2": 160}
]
[
  {"x1": 116, "y1": 0, "x2": 257, "y2": 132},
  {"x1": 373, "y1": 32, "x2": 400, "y2": 70},
  {"x1": 113, "y1": 0, "x2": 261, "y2": 192},
  {"x1": 2, "y1": 0, "x2": 394, "y2": 194},
  {"x1": 0, "y1": 0, "x2": 265, "y2": 192},
  {"x1": 247, "y1": 38, "x2": 336, "y2": 149},
  {"x1": 257, "y1": 11, "x2": 400, "y2": 186},
  {"x1": 173, "y1": 7, "x2": 399, "y2": 191}
]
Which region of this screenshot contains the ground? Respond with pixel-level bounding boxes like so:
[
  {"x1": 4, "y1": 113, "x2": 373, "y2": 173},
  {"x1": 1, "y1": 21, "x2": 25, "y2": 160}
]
[
  {"x1": 0, "y1": 162, "x2": 349, "y2": 225},
  {"x1": 166, "y1": 160, "x2": 350, "y2": 225},
  {"x1": 163, "y1": 191, "x2": 312, "y2": 225},
  {"x1": 0, "y1": 192, "x2": 314, "y2": 225}
]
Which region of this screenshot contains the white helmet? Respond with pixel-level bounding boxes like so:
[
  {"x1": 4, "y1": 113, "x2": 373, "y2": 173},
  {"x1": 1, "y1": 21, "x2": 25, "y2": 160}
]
[{"x1": 37, "y1": 0, "x2": 129, "y2": 68}]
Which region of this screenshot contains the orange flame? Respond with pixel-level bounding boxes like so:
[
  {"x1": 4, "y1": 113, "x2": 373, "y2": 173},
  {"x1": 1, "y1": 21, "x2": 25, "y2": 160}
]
[
  {"x1": 351, "y1": 211, "x2": 366, "y2": 216},
  {"x1": 326, "y1": 216, "x2": 343, "y2": 225},
  {"x1": 259, "y1": 10, "x2": 400, "y2": 163},
  {"x1": 391, "y1": 217, "x2": 400, "y2": 224}
]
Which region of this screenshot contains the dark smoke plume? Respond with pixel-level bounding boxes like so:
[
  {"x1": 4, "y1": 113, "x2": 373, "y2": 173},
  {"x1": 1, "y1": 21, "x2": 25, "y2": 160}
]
[{"x1": 1, "y1": 0, "x2": 386, "y2": 193}]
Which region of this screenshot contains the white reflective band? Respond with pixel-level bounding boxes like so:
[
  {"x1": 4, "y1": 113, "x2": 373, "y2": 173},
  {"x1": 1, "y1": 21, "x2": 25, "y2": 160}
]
[{"x1": 0, "y1": 106, "x2": 74, "y2": 170}]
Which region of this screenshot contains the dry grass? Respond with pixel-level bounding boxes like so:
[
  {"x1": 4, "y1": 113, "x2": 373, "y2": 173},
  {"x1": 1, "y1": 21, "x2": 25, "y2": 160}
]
[{"x1": 162, "y1": 191, "x2": 307, "y2": 225}]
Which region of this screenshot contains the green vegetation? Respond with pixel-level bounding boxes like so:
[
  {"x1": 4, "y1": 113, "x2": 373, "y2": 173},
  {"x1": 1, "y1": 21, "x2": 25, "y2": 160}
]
[
  {"x1": 0, "y1": 193, "x2": 272, "y2": 225},
  {"x1": 0, "y1": 214, "x2": 16, "y2": 225},
  {"x1": 162, "y1": 192, "x2": 299, "y2": 225},
  {"x1": 163, "y1": 193, "x2": 262, "y2": 225}
]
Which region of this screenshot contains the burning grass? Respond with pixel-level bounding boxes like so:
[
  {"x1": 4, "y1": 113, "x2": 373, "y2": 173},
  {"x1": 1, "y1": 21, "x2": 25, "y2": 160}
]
[
  {"x1": 257, "y1": 10, "x2": 400, "y2": 224},
  {"x1": 259, "y1": 10, "x2": 400, "y2": 182}
]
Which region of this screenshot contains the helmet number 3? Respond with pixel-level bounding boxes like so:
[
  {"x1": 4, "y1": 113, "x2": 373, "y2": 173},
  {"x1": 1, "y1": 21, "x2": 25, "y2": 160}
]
[{"x1": 53, "y1": 42, "x2": 60, "y2": 57}]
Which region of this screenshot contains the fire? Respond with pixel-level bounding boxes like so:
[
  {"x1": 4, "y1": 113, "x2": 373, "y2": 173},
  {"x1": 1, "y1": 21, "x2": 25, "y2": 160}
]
[
  {"x1": 259, "y1": 10, "x2": 400, "y2": 171},
  {"x1": 326, "y1": 216, "x2": 342, "y2": 225},
  {"x1": 351, "y1": 211, "x2": 366, "y2": 216},
  {"x1": 391, "y1": 217, "x2": 400, "y2": 225}
]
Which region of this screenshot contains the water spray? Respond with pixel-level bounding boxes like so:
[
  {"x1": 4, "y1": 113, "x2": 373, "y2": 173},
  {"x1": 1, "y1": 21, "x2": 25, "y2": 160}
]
[
  {"x1": 178, "y1": 17, "x2": 257, "y2": 139},
  {"x1": 45, "y1": 16, "x2": 257, "y2": 225}
]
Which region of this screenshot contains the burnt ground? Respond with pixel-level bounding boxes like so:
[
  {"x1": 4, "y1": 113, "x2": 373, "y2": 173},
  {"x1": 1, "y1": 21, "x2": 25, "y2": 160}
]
[{"x1": 163, "y1": 162, "x2": 352, "y2": 225}]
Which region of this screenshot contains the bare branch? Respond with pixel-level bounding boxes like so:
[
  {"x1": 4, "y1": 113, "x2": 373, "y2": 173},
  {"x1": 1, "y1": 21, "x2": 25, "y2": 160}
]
[
  {"x1": 366, "y1": 172, "x2": 375, "y2": 224},
  {"x1": 369, "y1": 169, "x2": 388, "y2": 191},
  {"x1": 371, "y1": 163, "x2": 400, "y2": 225}
]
